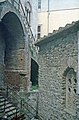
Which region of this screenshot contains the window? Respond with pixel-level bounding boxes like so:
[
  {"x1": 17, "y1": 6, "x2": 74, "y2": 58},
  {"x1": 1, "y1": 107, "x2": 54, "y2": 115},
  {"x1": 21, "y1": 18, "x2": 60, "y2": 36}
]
[
  {"x1": 74, "y1": 79, "x2": 77, "y2": 83},
  {"x1": 38, "y1": 0, "x2": 41, "y2": 9},
  {"x1": 37, "y1": 25, "x2": 41, "y2": 39},
  {"x1": 38, "y1": 26, "x2": 41, "y2": 32},
  {"x1": 64, "y1": 68, "x2": 77, "y2": 115},
  {"x1": 37, "y1": 33, "x2": 40, "y2": 39},
  {"x1": 68, "y1": 78, "x2": 71, "y2": 84}
]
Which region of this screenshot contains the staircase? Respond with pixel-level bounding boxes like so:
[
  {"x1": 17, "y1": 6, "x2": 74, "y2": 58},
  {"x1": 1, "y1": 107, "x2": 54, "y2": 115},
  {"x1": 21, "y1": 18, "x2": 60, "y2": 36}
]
[
  {"x1": 0, "y1": 87, "x2": 25, "y2": 120},
  {"x1": 0, "y1": 84, "x2": 39, "y2": 120},
  {"x1": 0, "y1": 83, "x2": 45, "y2": 120}
]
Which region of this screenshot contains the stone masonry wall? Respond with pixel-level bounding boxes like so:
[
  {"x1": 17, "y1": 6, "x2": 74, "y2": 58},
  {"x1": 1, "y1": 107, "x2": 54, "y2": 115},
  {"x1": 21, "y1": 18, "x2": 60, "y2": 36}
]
[
  {"x1": 38, "y1": 31, "x2": 78, "y2": 120},
  {"x1": 0, "y1": 27, "x2": 5, "y2": 85},
  {"x1": 0, "y1": 1, "x2": 29, "y2": 90},
  {"x1": 5, "y1": 49, "x2": 26, "y2": 70}
]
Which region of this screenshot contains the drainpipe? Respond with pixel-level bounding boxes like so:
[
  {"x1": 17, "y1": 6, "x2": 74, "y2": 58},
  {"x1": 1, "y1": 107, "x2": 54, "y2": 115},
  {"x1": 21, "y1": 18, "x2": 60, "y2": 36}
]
[
  {"x1": 47, "y1": 0, "x2": 50, "y2": 35},
  {"x1": 77, "y1": 31, "x2": 79, "y2": 94}
]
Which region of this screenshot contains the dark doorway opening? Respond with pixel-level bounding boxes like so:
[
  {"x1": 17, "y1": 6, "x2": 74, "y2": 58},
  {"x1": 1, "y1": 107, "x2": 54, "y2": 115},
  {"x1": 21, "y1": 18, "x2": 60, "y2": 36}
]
[
  {"x1": 30, "y1": 58, "x2": 39, "y2": 89},
  {"x1": 0, "y1": 12, "x2": 25, "y2": 88}
]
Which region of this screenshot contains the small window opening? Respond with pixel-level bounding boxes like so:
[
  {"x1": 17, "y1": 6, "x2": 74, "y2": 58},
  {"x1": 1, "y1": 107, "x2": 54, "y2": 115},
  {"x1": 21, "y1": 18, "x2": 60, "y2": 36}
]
[
  {"x1": 69, "y1": 79, "x2": 71, "y2": 84},
  {"x1": 38, "y1": 0, "x2": 41, "y2": 9},
  {"x1": 68, "y1": 88, "x2": 71, "y2": 92},
  {"x1": 74, "y1": 79, "x2": 77, "y2": 83},
  {"x1": 37, "y1": 25, "x2": 41, "y2": 39},
  {"x1": 21, "y1": 58, "x2": 22, "y2": 61},
  {"x1": 74, "y1": 89, "x2": 76, "y2": 93}
]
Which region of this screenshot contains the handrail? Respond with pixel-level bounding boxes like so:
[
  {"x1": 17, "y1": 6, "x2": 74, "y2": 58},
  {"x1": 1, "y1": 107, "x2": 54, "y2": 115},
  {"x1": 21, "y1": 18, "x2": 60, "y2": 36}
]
[
  {"x1": 0, "y1": 86, "x2": 18, "y2": 118},
  {"x1": 0, "y1": 83, "x2": 44, "y2": 119},
  {"x1": 8, "y1": 85, "x2": 37, "y2": 114},
  {"x1": 0, "y1": 85, "x2": 36, "y2": 116}
]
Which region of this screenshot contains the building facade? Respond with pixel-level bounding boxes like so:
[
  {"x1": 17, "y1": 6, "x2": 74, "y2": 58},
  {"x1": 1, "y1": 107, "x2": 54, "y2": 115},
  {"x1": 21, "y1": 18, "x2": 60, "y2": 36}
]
[
  {"x1": 0, "y1": 1, "x2": 40, "y2": 119},
  {"x1": 36, "y1": 21, "x2": 79, "y2": 120},
  {"x1": 14, "y1": 0, "x2": 38, "y2": 40},
  {"x1": 37, "y1": 0, "x2": 79, "y2": 38},
  {"x1": 0, "y1": 0, "x2": 38, "y2": 92}
]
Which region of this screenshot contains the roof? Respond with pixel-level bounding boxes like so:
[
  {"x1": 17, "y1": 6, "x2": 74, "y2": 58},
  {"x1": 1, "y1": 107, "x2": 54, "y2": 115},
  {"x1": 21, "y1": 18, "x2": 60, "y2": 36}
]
[{"x1": 35, "y1": 20, "x2": 79, "y2": 46}]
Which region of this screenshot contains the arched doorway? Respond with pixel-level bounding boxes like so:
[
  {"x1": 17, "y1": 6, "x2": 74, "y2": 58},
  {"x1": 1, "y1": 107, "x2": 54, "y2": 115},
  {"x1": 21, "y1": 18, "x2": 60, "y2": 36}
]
[
  {"x1": 0, "y1": 12, "x2": 26, "y2": 89},
  {"x1": 30, "y1": 58, "x2": 39, "y2": 90}
]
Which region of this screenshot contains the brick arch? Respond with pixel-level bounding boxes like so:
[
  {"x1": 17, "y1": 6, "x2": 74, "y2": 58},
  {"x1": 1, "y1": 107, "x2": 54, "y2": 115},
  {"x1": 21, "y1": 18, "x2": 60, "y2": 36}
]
[
  {"x1": 2, "y1": 11, "x2": 25, "y2": 44},
  {"x1": 63, "y1": 66, "x2": 77, "y2": 115},
  {"x1": 63, "y1": 66, "x2": 75, "y2": 77},
  {"x1": 0, "y1": 3, "x2": 26, "y2": 35},
  {"x1": 0, "y1": 11, "x2": 27, "y2": 89}
]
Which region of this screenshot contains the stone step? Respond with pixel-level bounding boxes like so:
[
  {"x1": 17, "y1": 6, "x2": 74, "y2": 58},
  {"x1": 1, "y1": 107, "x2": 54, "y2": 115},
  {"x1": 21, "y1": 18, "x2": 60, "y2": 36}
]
[
  {"x1": 0, "y1": 89, "x2": 26, "y2": 119},
  {"x1": 0, "y1": 97, "x2": 4, "y2": 100},
  {"x1": 4, "y1": 103, "x2": 13, "y2": 108},
  {"x1": 7, "y1": 109, "x2": 19, "y2": 117},
  {"x1": 0, "y1": 101, "x2": 13, "y2": 110},
  {"x1": 0, "y1": 101, "x2": 4, "y2": 106},
  {"x1": 0, "y1": 95, "x2": 4, "y2": 98},
  {"x1": 5, "y1": 107, "x2": 16, "y2": 113}
]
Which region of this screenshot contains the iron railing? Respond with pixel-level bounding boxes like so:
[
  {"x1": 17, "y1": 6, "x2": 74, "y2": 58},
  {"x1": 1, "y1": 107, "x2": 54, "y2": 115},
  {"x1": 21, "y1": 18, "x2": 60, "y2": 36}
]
[{"x1": 0, "y1": 83, "x2": 44, "y2": 120}]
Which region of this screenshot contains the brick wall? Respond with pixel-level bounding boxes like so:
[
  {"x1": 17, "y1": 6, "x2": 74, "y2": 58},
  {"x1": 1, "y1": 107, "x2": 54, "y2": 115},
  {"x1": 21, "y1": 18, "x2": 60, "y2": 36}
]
[
  {"x1": 0, "y1": 26, "x2": 5, "y2": 84},
  {"x1": 5, "y1": 70, "x2": 27, "y2": 90},
  {"x1": 5, "y1": 49, "x2": 26, "y2": 70}
]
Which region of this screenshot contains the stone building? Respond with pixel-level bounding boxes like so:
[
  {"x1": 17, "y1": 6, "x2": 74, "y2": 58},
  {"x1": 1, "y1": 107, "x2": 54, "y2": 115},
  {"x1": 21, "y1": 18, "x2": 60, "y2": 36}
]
[
  {"x1": 0, "y1": 0, "x2": 38, "y2": 92},
  {"x1": 36, "y1": 21, "x2": 79, "y2": 120},
  {"x1": 0, "y1": 0, "x2": 39, "y2": 119}
]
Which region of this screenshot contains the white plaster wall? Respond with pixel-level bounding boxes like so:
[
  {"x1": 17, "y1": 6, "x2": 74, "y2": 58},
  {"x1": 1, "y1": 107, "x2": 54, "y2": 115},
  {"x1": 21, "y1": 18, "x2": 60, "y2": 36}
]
[{"x1": 38, "y1": 9, "x2": 79, "y2": 37}]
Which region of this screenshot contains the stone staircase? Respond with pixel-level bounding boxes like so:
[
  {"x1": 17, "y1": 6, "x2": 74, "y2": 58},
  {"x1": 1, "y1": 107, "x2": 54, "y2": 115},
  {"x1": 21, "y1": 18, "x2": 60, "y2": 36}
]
[
  {"x1": 0, "y1": 87, "x2": 25, "y2": 120},
  {"x1": 0, "y1": 84, "x2": 40, "y2": 120}
]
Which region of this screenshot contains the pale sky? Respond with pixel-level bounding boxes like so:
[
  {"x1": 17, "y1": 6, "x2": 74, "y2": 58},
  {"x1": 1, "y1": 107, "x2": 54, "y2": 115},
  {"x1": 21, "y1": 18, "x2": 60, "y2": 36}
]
[
  {"x1": 41, "y1": 0, "x2": 79, "y2": 11},
  {"x1": 50, "y1": 0, "x2": 79, "y2": 10}
]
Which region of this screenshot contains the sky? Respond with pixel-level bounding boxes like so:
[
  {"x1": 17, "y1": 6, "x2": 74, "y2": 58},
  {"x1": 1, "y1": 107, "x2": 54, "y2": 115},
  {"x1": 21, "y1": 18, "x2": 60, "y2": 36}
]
[
  {"x1": 41, "y1": 0, "x2": 79, "y2": 11},
  {"x1": 51, "y1": 0, "x2": 79, "y2": 10}
]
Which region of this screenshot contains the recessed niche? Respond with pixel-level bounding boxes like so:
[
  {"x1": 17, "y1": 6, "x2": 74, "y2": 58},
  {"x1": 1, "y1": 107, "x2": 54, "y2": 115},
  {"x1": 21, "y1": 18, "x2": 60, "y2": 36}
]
[
  {"x1": 69, "y1": 79, "x2": 71, "y2": 84},
  {"x1": 74, "y1": 79, "x2": 77, "y2": 83},
  {"x1": 74, "y1": 89, "x2": 76, "y2": 93},
  {"x1": 68, "y1": 88, "x2": 71, "y2": 92}
]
